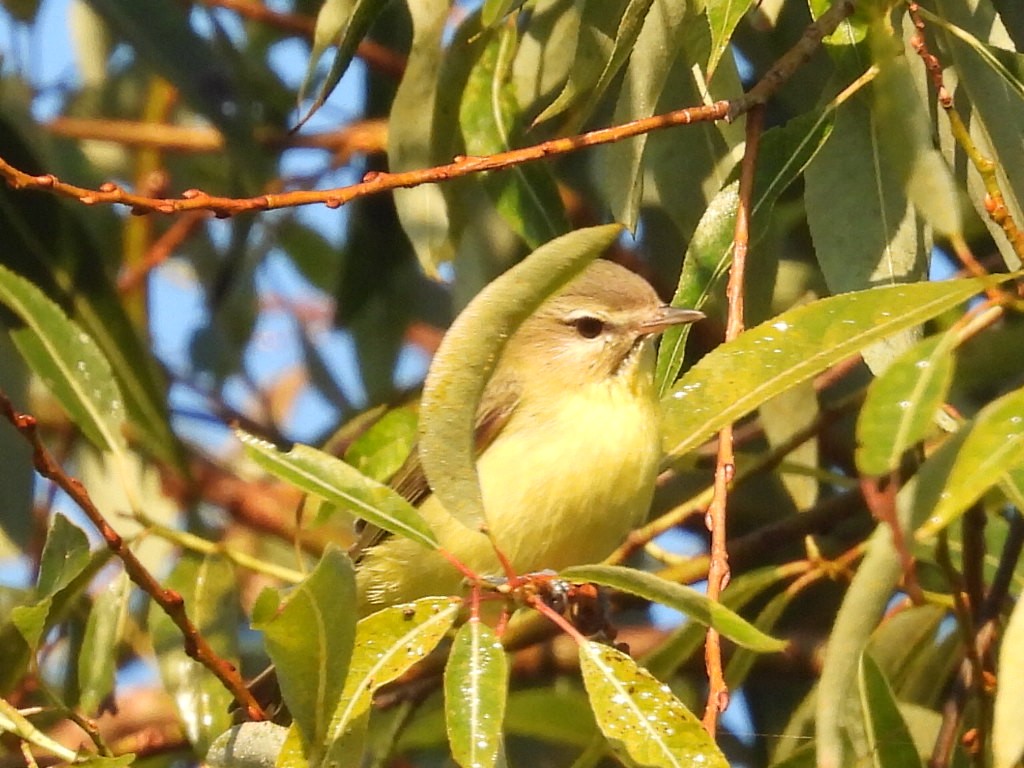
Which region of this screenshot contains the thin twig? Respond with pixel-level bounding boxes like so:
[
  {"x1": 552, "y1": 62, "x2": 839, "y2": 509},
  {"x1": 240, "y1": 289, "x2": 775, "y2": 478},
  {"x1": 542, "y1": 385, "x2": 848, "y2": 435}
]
[
  {"x1": 702, "y1": 104, "x2": 765, "y2": 735},
  {"x1": 0, "y1": 394, "x2": 267, "y2": 722}
]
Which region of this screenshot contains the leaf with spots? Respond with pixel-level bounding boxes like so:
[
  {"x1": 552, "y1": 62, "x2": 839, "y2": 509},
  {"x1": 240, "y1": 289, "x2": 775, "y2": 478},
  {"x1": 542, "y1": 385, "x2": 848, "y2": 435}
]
[
  {"x1": 445, "y1": 619, "x2": 509, "y2": 768},
  {"x1": 579, "y1": 641, "x2": 728, "y2": 768}
]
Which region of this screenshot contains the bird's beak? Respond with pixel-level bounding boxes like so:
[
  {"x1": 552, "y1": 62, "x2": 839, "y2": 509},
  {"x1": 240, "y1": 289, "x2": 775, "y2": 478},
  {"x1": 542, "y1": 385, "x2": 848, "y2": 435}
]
[{"x1": 638, "y1": 306, "x2": 705, "y2": 335}]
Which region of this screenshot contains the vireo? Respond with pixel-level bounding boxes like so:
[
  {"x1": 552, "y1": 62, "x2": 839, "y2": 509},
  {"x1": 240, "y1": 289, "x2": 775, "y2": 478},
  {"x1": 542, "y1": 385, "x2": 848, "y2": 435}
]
[{"x1": 355, "y1": 259, "x2": 703, "y2": 612}]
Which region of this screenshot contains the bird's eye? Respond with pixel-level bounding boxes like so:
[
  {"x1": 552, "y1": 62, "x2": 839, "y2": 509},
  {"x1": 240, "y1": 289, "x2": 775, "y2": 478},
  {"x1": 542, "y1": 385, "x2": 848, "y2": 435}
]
[{"x1": 573, "y1": 316, "x2": 605, "y2": 339}]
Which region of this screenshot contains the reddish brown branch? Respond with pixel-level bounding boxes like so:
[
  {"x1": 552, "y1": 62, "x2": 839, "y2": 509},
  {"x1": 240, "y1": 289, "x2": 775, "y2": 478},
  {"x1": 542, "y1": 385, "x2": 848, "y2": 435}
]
[
  {"x1": 0, "y1": 394, "x2": 267, "y2": 723},
  {"x1": 702, "y1": 105, "x2": 765, "y2": 736},
  {"x1": 1, "y1": 102, "x2": 730, "y2": 217}
]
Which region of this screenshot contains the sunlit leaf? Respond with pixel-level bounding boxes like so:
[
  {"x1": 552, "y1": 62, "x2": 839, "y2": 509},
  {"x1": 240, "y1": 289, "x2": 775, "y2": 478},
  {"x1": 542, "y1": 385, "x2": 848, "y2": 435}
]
[
  {"x1": 563, "y1": 565, "x2": 785, "y2": 652},
  {"x1": 0, "y1": 263, "x2": 126, "y2": 457},
  {"x1": 662, "y1": 277, "x2": 998, "y2": 460},
  {"x1": 579, "y1": 641, "x2": 728, "y2": 768},
  {"x1": 150, "y1": 553, "x2": 238, "y2": 755},
  {"x1": 78, "y1": 571, "x2": 129, "y2": 715},
  {"x1": 705, "y1": 0, "x2": 755, "y2": 77},
  {"x1": 251, "y1": 546, "x2": 356, "y2": 757},
  {"x1": 856, "y1": 332, "x2": 956, "y2": 476},
  {"x1": 237, "y1": 431, "x2": 437, "y2": 550},
  {"x1": 915, "y1": 384, "x2": 1024, "y2": 539},
  {"x1": 858, "y1": 654, "x2": 922, "y2": 768},
  {"x1": 995, "y1": 593, "x2": 1024, "y2": 768},
  {"x1": 445, "y1": 620, "x2": 509, "y2": 768},
  {"x1": 418, "y1": 224, "x2": 621, "y2": 530},
  {"x1": 321, "y1": 598, "x2": 460, "y2": 763}
]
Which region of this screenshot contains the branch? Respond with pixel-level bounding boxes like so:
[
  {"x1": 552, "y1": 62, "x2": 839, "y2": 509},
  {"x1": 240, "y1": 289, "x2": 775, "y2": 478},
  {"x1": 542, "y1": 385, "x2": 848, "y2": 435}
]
[{"x1": 0, "y1": 393, "x2": 268, "y2": 723}]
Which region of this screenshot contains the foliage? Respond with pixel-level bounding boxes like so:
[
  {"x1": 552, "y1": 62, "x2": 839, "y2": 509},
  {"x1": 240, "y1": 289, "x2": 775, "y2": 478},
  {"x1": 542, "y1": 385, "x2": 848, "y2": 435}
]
[{"x1": 0, "y1": 1, "x2": 1023, "y2": 767}]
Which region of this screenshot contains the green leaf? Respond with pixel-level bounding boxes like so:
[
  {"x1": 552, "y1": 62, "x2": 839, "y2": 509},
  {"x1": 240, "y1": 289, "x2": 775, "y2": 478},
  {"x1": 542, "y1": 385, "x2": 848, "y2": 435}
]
[
  {"x1": 705, "y1": 0, "x2": 755, "y2": 77},
  {"x1": 929, "y1": 0, "x2": 1024, "y2": 269},
  {"x1": 656, "y1": 106, "x2": 835, "y2": 393},
  {"x1": 445, "y1": 620, "x2": 509, "y2": 768},
  {"x1": 321, "y1": 598, "x2": 460, "y2": 763},
  {"x1": 661, "y1": 277, "x2": 996, "y2": 461},
  {"x1": 418, "y1": 223, "x2": 622, "y2": 530},
  {"x1": 78, "y1": 571, "x2": 129, "y2": 716},
  {"x1": 995, "y1": 592, "x2": 1024, "y2": 768},
  {"x1": 915, "y1": 384, "x2": 1024, "y2": 539},
  {"x1": 563, "y1": 564, "x2": 785, "y2": 652},
  {"x1": 388, "y1": 0, "x2": 454, "y2": 277},
  {"x1": 297, "y1": 0, "x2": 388, "y2": 129},
  {"x1": 459, "y1": 24, "x2": 568, "y2": 248},
  {"x1": 206, "y1": 722, "x2": 290, "y2": 768},
  {"x1": 237, "y1": 430, "x2": 437, "y2": 550},
  {"x1": 252, "y1": 545, "x2": 355, "y2": 757},
  {"x1": 579, "y1": 641, "x2": 729, "y2": 768},
  {"x1": 534, "y1": 0, "x2": 653, "y2": 128},
  {"x1": 856, "y1": 332, "x2": 956, "y2": 476},
  {"x1": 857, "y1": 654, "x2": 922, "y2": 768},
  {"x1": 343, "y1": 406, "x2": 418, "y2": 483},
  {"x1": 149, "y1": 553, "x2": 238, "y2": 755},
  {"x1": 482, "y1": 0, "x2": 528, "y2": 27},
  {"x1": 804, "y1": 59, "x2": 931, "y2": 372},
  {"x1": 36, "y1": 513, "x2": 92, "y2": 597},
  {"x1": 0, "y1": 263, "x2": 126, "y2": 457}
]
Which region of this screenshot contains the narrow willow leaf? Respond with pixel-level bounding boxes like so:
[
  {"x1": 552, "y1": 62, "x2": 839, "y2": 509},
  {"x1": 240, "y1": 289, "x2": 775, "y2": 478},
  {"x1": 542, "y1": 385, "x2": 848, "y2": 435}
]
[
  {"x1": 322, "y1": 598, "x2": 460, "y2": 762},
  {"x1": 150, "y1": 553, "x2": 238, "y2": 755},
  {"x1": 995, "y1": 593, "x2": 1024, "y2": 768},
  {"x1": 930, "y1": 0, "x2": 1024, "y2": 269},
  {"x1": 343, "y1": 406, "x2": 418, "y2": 483},
  {"x1": 656, "y1": 106, "x2": 835, "y2": 393},
  {"x1": 705, "y1": 0, "x2": 756, "y2": 77},
  {"x1": 78, "y1": 571, "x2": 129, "y2": 715},
  {"x1": 579, "y1": 641, "x2": 729, "y2": 768},
  {"x1": 296, "y1": 0, "x2": 387, "y2": 128},
  {"x1": 460, "y1": 24, "x2": 568, "y2": 248},
  {"x1": 418, "y1": 224, "x2": 622, "y2": 530},
  {"x1": 856, "y1": 332, "x2": 956, "y2": 476},
  {"x1": 482, "y1": 0, "x2": 528, "y2": 27},
  {"x1": 251, "y1": 546, "x2": 355, "y2": 756},
  {"x1": 857, "y1": 654, "x2": 922, "y2": 768},
  {"x1": 534, "y1": 0, "x2": 645, "y2": 127},
  {"x1": 563, "y1": 565, "x2": 785, "y2": 652},
  {"x1": 445, "y1": 620, "x2": 509, "y2": 768},
  {"x1": 0, "y1": 263, "x2": 126, "y2": 457},
  {"x1": 662, "y1": 277, "x2": 996, "y2": 461},
  {"x1": 915, "y1": 385, "x2": 1024, "y2": 539},
  {"x1": 389, "y1": 0, "x2": 453, "y2": 277},
  {"x1": 237, "y1": 430, "x2": 437, "y2": 550}
]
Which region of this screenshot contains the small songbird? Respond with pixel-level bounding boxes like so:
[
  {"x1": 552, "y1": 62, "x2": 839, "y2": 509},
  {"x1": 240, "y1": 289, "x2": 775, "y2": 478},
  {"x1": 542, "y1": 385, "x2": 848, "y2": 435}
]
[{"x1": 354, "y1": 259, "x2": 704, "y2": 612}]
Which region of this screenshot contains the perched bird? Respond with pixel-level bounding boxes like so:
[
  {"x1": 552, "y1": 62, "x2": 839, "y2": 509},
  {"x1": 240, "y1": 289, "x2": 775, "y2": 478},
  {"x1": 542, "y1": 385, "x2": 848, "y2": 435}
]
[{"x1": 354, "y1": 259, "x2": 704, "y2": 612}]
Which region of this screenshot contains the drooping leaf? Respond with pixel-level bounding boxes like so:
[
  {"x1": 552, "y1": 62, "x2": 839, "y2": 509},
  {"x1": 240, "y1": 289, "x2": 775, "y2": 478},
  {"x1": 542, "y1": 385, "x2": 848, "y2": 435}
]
[
  {"x1": 0, "y1": 263, "x2": 127, "y2": 458},
  {"x1": 236, "y1": 430, "x2": 437, "y2": 550},
  {"x1": 579, "y1": 641, "x2": 729, "y2": 768},
  {"x1": 705, "y1": 0, "x2": 756, "y2": 77},
  {"x1": 321, "y1": 598, "x2": 460, "y2": 764},
  {"x1": 251, "y1": 545, "x2": 356, "y2": 757},
  {"x1": 388, "y1": 0, "x2": 454, "y2": 277},
  {"x1": 418, "y1": 224, "x2": 622, "y2": 530},
  {"x1": 149, "y1": 553, "x2": 239, "y2": 755},
  {"x1": 661, "y1": 277, "x2": 999, "y2": 461},
  {"x1": 656, "y1": 105, "x2": 836, "y2": 393},
  {"x1": 857, "y1": 653, "x2": 922, "y2": 768},
  {"x1": 856, "y1": 332, "x2": 957, "y2": 476},
  {"x1": 995, "y1": 592, "x2": 1024, "y2": 768},
  {"x1": 563, "y1": 565, "x2": 785, "y2": 652},
  {"x1": 297, "y1": 0, "x2": 389, "y2": 129},
  {"x1": 459, "y1": 24, "x2": 568, "y2": 248},
  {"x1": 914, "y1": 384, "x2": 1024, "y2": 539},
  {"x1": 444, "y1": 620, "x2": 509, "y2": 768},
  {"x1": 78, "y1": 571, "x2": 130, "y2": 716}
]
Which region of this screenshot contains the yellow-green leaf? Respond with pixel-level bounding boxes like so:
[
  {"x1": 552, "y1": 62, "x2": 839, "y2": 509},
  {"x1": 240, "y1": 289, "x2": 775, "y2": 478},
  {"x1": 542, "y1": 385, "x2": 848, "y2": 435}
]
[{"x1": 445, "y1": 620, "x2": 509, "y2": 768}]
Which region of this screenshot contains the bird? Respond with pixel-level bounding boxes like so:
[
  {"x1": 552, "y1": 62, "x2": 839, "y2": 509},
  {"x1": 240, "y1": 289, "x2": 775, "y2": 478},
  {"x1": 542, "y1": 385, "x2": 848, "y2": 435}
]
[{"x1": 353, "y1": 259, "x2": 704, "y2": 613}]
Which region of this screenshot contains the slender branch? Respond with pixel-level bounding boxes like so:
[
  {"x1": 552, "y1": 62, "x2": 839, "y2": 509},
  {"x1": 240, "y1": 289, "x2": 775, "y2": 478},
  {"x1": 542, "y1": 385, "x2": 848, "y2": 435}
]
[
  {"x1": 0, "y1": 102, "x2": 731, "y2": 216},
  {"x1": 859, "y1": 473, "x2": 925, "y2": 604},
  {"x1": 702, "y1": 104, "x2": 765, "y2": 735},
  {"x1": 0, "y1": 394, "x2": 267, "y2": 723}
]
